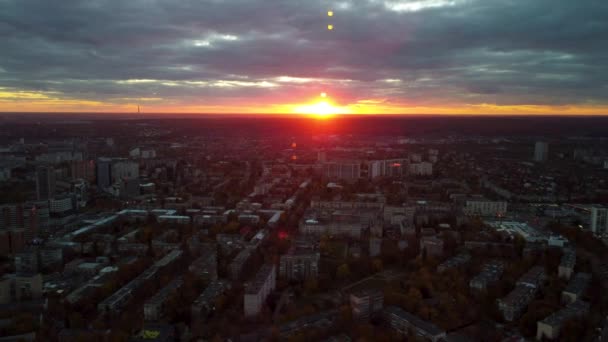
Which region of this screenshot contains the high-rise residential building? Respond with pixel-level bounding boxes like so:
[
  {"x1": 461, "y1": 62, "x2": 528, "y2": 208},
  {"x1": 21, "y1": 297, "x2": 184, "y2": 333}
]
[
  {"x1": 369, "y1": 237, "x2": 382, "y2": 257},
  {"x1": 14, "y1": 248, "x2": 39, "y2": 274},
  {"x1": 120, "y1": 178, "x2": 140, "y2": 198},
  {"x1": 464, "y1": 199, "x2": 508, "y2": 217},
  {"x1": 24, "y1": 201, "x2": 48, "y2": 239},
  {"x1": 70, "y1": 160, "x2": 96, "y2": 182},
  {"x1": 317, "y1": 150, "x2": 327, "y2": 163},
  {"x1": 279, "y1": 247, "x2": 320, "y2": 281},
  {"x1": 565, "y1": 204, "x2": 608, "y2": 236},
  {"x1": 590, "y1": 207, "x2": 608, "y2": 236},
  {"x1": 36, "y1": 166, "x2": 56, "y2": 200},
  {"x1": 1, "y1": 203, "x2": 46, "y2": 245},
  {"x1": 0, "y1": 273, "x2": 43, "y2": 304},
  {"x1": 112, "y1": 160, "x2": 139, "y2": 182},
  {"x1": 534, "y1": 141, "x2": 549, "y2": 162},
  {"x1": 409, "y1": 162, "x2": 433, "y2": 176},
  {"x1": 244, "y1": 264, "x2": 276, "y2": 316},
  {"x1": 49, "y1": 196, "x2": 74, "y2": 214},
  {"x1": 141, "y1": 149, "x2": 156, "y2": 159},
  {"x1": 96, "y1": 158, "x2": 112, "y2": 189},
  {"x1": 369, "y1": 159, "x2": 408, "y2": 179},
  {"x1": 322, "y1": 161, "x2": 361, "y2": 182},
  {"x1": 350, "y1": 288, "x2": 384, "y2": 320},
  {"x1": 1, "y1": 204, "x2": 24, "y2": 231},
  {"x1": 229, "y1": 248, "x2": 253, "y2": 280}
]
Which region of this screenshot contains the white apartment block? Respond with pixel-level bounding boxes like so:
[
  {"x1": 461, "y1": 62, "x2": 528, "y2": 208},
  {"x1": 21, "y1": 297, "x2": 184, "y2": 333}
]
[
  {"x1": 464, "y1": 200, "x2": 507, "y2": 217},
  {"x1": 409, "y1": 162, "x2": 433, "y2": 176},
  {"x1": 244, "y1": 264, "x2": 276, "y2": 317}
]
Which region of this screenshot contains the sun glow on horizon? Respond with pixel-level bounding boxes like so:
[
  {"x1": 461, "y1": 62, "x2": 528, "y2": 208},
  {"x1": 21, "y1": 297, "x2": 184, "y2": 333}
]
[{"x1": 293, "y1": 98, "x2": 352, "y2": 119}]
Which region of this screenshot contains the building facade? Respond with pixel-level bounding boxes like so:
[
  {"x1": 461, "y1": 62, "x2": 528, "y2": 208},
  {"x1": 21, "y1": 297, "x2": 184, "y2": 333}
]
[
  {"x1": 279, "y1": 248, "x2": 320, "y2": 281},
  {"x1": 244, "y1": 264, "x2": 276, "y2": 317},
  {"x1": 350, "y1": 288, "x2": 384, "y2": 321},
  {"x1": 534, "y1": 141, "x2": 549, "y2": 162}
]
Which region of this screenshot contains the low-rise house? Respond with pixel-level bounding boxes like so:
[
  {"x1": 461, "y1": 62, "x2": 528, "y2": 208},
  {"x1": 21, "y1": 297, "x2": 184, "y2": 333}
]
[
  {"x1": 517, "y1": 266, "x2": 546, "y2": 288},
  {"x1": 561, "y1": 273, "x2": 591, "y2": 304},
  {"x1": 189, "y1": 247, "x2": 218, "y2": 281},
  {"x1": 191, "y1": 280, "x2": 231, "y2": 319},
  {"x1": 157, "y1": 215, "x2": 190, "y2": 225},
  {"x1": 98, "y1": 250, "x2": 182, "y2": 313},
  {"x1": 536, "y1": 301, "x2": 589, "y2": 340},
  {"x1": 558, "y1": 249, "x2": 576, "y2": 280},
  {"x1": 498, "y1": 285, "x2": 537, "y2": 322},
  {"x1": 144, "y1": 278, "x2": 183, "y2": 321},
  {"x1": 437, "y1": 253, "x2": 471, "y2": 273},
  {"x1": 498, "y1": 266, "x2": 546, "y2": 321},
  {"x1": 383, "y1": 306, "x2": 446, "y2": 342},
  {"x1": 470, "y1": 261, "x2": 504, "y2": 291},
  {"x1": 420, "y1": 236, "x2": 444, "y2": 258},
  {"x1": 279, "y1": 310, "x2": 339, "y2": 338}
]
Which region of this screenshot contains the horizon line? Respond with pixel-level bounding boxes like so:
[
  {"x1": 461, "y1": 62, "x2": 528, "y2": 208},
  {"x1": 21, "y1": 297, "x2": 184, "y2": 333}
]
[{"x1": 1, "y1": 112, "x2": 608, "y2": 118}]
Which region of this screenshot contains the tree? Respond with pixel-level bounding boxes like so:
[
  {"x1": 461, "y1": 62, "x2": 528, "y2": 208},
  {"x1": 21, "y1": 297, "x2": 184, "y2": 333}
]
[
  {"x1": 372, "y1": 258, "x2": 383, "y2": 272},
  {"x1": 224, "y1": 221, "x2": 240, "y2": 233},
  {"x1": 518, "y1": 304, "x2": 554, "y2": 337},
  {"x1": 336, "y1": 264, "x2": 351, "y2": 279},
  {"x1": 303, "y1": 278, "x2": 319, "y2": 294},
  {"x1": 403, "y1": 287, "x2": 423, "y2": 311},
  {"x1": 68, "y1": 312, "x2": 86, "y2": 329},
  {"x1": 560, "y1": 318, "x2": 585, "y2": 342}
]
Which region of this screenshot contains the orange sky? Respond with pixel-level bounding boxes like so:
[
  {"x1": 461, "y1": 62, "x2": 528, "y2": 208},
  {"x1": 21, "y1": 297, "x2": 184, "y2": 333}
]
[{"x1": 1, "y1": 89, "x2": 608, "y2": 116}]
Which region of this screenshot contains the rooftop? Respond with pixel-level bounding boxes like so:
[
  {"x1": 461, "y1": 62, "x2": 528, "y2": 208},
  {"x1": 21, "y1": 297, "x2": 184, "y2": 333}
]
[
  {"x1": 192, "y1": 280, "x2": 231, "y2": 309},
  {"x1": 500, "y1": 285, "x2": 536, "y2": 307},
  {"x1": 517, "y1": 266, "x2": 545, "y2": 288},
  {"x1": 154, "y1": 249, "x2": 183, "y2": 268},
  {"x1": 541, "y1": 301, "x2": 590, "y2": 327},
  {"x1": 384, "y1": 305, "x2": 445, "y2": 336},
  {"x1": 437, "y1": 253, "x2": 471, "y2": 271},
  {"x1": 470, "y1": 261, "x2": 504, "y2": 284},
  {"x1": 146, "y1": 278, "x2": 183, "y2": 306},
  {"x1": 563, "y1": 272, "x2": 592, "y2": 295},
  {"x1": 560, "y1": 249, "x2": 576, "y2": 269}
]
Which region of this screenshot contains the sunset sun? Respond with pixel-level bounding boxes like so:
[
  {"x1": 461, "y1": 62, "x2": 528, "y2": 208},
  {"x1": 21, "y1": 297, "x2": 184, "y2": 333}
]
[
  {"x1": 293, "y1": 94, "x2": 352, "y2": 118},
  {"x1": 294, "y1": 101, "x2": 350, "y2": 118}
]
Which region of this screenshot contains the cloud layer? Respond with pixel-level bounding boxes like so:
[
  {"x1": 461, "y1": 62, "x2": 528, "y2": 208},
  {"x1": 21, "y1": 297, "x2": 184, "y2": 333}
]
[{"x1": 0, "y1": 0, "x2": 607, "y2": 113}]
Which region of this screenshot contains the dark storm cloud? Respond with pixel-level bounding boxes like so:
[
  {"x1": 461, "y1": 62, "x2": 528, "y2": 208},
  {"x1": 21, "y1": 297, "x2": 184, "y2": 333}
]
[{"x1": 0, "y1": 0, "x2": 607, "y2": 107}]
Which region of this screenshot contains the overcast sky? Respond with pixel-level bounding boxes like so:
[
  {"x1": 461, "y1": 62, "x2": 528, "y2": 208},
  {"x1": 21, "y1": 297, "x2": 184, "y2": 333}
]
[{"x1": 1, "y1": 0, "x2": 607, "y2": 114}]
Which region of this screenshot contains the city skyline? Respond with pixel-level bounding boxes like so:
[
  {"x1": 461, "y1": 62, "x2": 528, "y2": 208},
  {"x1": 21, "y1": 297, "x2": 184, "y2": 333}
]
[{"x1": 1, "y1": 0, "x2": 607, "y2": 115}]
